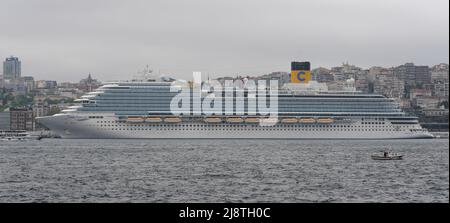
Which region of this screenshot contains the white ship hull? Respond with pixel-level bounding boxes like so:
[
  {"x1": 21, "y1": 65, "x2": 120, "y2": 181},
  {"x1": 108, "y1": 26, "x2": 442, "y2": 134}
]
[{"x1": 37, "y1": 114, "x2": 434, "y2": 139}]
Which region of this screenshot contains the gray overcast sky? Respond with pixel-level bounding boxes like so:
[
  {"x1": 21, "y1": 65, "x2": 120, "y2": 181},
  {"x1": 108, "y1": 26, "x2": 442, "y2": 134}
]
[{"x1": 0, "y1": 0, "x2": 448, "y2": 82}]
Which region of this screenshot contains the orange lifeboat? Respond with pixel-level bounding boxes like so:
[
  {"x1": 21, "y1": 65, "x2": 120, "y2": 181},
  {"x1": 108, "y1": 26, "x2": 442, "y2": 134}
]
[
  {"x1": 299, "y1": 118, "x2": 316, "y2": 123},
  {"x1": 226, "y1": 117, "x2": 244, "y2": 123},
  {"x1": 281, "y1": 118, "x2": 298, "y2": 123},
  {"x1": 317, "y1": 118, "x2": 334, "y2": 123},
  {"x1": 146, "y1": 117, "x2": 162, "y2": 123},
  {"x1": 164, "y1": 117, "x2": 182, "y2": 123},
  {"x1": 204, "y1": 117, "x2": 222, "y2": 123},
  {"x1": 244, "y1": 118, "x2": 259, "y2": 123}
]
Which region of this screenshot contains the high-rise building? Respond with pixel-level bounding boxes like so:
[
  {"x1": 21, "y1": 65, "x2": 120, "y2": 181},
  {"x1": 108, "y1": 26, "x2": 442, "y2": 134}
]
[
  {"x1": 394, "y1": 63, "x2": 415, "y2": 84},
  {"x1": 21, "y1": 76, "x2": 35, "y2": 93},
  {"x1": 415, "y1": 66, "x2": 431, "y2": 84},
  {"x1": 394, "y1": 63, "x2": 431, "y2": 85},
  {"x1": 0, "y1": 75, "x2": 4, "y2": 88},
  {"x1": 3, "y1": 56, "x2": 21, "y2": 80}
]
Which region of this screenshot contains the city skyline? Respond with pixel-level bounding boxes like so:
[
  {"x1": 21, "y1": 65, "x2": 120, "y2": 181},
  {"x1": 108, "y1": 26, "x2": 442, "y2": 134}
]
[
  {"x1": 0, "y1": 0, "x2": 448, "y2": 82},
  {"x1": 1, "y1": 56, "x2": 447, "y2": 83}
]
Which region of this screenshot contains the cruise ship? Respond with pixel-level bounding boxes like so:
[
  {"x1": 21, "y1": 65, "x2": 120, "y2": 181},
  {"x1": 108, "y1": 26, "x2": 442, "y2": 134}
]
[{"x1": 37, "y1": 62, "x2": 433, "y2": 139}]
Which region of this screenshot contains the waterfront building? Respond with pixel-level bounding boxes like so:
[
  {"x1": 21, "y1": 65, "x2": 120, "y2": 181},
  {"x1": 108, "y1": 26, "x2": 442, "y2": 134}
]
[
  {"x1": 10, "y1": 107, "x2": 34, "y2": 131},
  {"x1": 0, "y1": 111, "x2": 10, "y2": 130}
]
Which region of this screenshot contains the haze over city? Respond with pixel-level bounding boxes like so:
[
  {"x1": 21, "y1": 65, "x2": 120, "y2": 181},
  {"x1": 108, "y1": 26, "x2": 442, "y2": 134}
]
[{"x1": 0, "y1": 0, "x2": 448, "y2": 82}]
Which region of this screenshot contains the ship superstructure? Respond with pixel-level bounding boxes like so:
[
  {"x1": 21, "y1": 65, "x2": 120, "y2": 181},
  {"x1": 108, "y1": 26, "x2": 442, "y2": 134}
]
[{"x1": 37, "y1": 62, "x2": 433, "y2": 139}]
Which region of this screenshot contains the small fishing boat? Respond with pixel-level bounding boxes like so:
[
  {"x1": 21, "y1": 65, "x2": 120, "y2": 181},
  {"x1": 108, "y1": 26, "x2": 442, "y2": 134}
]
[{"x1": 371, "y1": 152, "x2": 403, "y2": 160}]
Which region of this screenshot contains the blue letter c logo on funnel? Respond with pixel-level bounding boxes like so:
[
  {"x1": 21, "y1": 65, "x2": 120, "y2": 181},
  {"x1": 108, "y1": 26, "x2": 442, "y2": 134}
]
[{"x1": 297, "y1": 71, "x2": 306, "y2": 81}]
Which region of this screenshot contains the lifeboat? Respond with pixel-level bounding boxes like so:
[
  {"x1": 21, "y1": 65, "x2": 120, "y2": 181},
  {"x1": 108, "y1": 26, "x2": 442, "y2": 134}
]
[
  {"x1": 281, "y1": 118, "x2": 298, "y2": 123},
  {"x1": 317, "y1": 118, "x2": 334, "y2": 123},
  {"x1": 244, "y1": 118, "x2": 259, "y2": 123},
  {"x1": 299, "y1": 118, "x2": 316, "y2": 123},
  {"x1": 127, "y1": 117, "x2": 145, "y2": 123},
  {"x1": 204, "y1": 117, "x2": 222, "y2": 123},
  {"x1": 259, "y1": 117, "x2": 278, "y2": 125},
  {"x1": 146, "y1": 117, "x2": 162, "y2": 123},
  {"x1": 226, "y1": 117, "x2": 244, "y2": 123},
  {"x1": 164, "y1": 117, "x2": 182, "y2": 123}
]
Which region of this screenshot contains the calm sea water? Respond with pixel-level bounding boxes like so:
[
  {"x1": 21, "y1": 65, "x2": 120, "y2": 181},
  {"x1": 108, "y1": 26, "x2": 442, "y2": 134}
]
[{"x1": 0, "y1": 139, "x2": 448, "y2": 203}]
